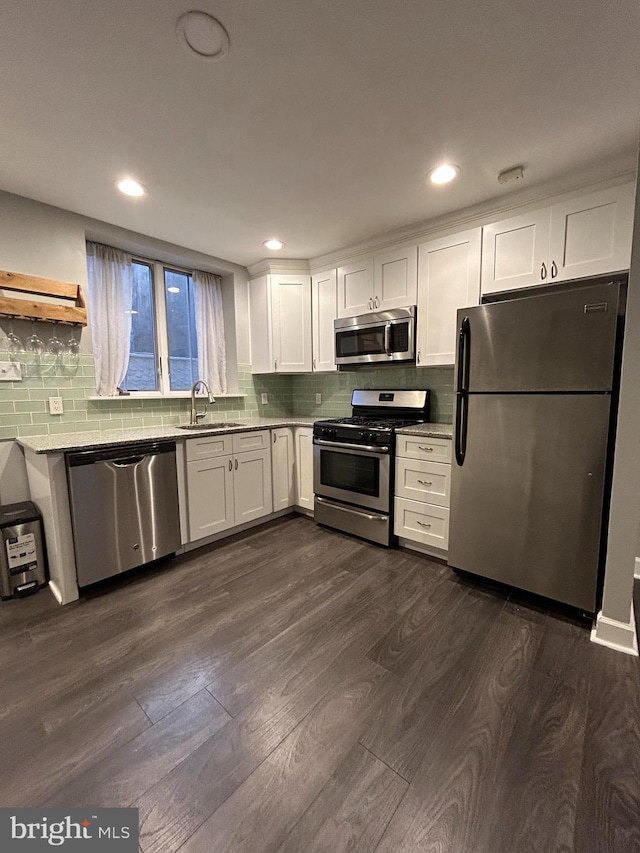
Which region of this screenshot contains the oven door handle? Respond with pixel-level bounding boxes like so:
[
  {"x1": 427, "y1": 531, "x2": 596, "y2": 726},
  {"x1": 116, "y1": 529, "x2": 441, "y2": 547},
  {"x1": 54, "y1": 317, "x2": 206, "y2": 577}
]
[{"x1": 313, "y1": 438, "x2": 390, "y2": 454}]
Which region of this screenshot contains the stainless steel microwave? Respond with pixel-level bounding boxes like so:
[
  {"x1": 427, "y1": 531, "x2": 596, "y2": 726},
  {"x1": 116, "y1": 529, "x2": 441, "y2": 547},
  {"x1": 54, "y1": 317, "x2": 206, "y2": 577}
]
[{"x1": 334, "y1": 306, "x2": 416, "y2": 366}]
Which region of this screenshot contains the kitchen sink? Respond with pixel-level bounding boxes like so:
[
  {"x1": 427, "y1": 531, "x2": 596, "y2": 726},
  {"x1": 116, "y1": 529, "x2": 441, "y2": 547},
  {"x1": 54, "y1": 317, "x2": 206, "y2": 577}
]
[{"x1": 178, "y1": 422, "x2": 245, "y2": 430}]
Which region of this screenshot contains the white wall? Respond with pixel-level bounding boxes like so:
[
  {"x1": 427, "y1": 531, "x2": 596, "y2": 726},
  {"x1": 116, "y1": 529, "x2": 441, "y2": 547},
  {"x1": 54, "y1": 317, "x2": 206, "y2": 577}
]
[{"x1": 599, "y1": 154, "x2": 640, "y2": 629}]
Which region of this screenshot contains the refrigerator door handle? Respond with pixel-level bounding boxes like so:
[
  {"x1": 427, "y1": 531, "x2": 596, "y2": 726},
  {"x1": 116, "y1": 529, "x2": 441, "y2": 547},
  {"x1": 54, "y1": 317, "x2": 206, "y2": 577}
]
[{"x1": 455, "y1": 316, "x2": 470, "y2": 466}]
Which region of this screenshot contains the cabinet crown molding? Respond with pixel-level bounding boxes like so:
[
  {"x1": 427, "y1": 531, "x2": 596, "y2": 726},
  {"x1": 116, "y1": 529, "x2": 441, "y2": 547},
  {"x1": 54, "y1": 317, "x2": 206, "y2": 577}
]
[{"x1": 247, "y1": 258, "x2": 310, "y2": 277}]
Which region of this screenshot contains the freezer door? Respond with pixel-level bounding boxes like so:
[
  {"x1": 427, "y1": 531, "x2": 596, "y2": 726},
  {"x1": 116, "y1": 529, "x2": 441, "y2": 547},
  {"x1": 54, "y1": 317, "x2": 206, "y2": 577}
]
[
  {"x1": 456, "y1": 281, "x2": 620, "y2": 392},
  {"x1": 448, "y1": 394, "x2": 610, "y2": 612}
]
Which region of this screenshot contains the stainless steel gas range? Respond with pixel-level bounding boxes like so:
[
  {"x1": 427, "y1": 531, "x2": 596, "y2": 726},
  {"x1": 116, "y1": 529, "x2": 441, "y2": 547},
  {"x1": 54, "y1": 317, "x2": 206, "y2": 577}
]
[{"x1": 313, "y1": 389, "x2": 430, "y2": 546}]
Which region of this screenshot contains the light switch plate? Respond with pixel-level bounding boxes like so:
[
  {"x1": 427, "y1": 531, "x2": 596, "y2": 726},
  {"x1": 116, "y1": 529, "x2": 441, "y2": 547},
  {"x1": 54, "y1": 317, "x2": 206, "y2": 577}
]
[
  {"x1": 315, "y1": 393, "x2": 322, "y2": 404},
  {"x1": 48, "y1": 396, "x2": 64, "y2": 415},
  {"x1": 261, "y1": 393, "x2": 268, "y2": 404},
  {"x1": 0, "y1": 361, "x2": 21, "y2": 381}
]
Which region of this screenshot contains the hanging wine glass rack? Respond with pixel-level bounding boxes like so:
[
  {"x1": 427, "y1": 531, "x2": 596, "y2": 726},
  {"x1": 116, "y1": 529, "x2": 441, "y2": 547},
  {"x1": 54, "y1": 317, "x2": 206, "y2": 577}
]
[{"x1": 0, "y1": 269, "x2": 87, "y2": 326}]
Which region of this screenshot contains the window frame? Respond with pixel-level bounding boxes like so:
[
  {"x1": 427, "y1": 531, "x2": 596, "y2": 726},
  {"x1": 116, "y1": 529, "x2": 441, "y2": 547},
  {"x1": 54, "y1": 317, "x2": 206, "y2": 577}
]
[{"x1": 125, "y1": 256, "x2": 200, "y2": 398}]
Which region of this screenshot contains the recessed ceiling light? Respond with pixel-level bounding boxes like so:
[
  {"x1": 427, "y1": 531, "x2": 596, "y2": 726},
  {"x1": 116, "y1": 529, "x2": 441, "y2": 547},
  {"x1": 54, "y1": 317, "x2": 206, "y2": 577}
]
[
  {"x1": 167, "y1": 286, "x2": 181, "y2": 293},
  {"x1": 429, "y1": 164, "x2": 460, "y2": 185},
  {"x1": 263, "y1": 239, "x2": 284, "y2": 251},
  {"x1": 116, "y1": 178, "x2": 147, "y2": 197},
  {"x1": 177, "y1": 11, "x2": 230, "y2": 61}
]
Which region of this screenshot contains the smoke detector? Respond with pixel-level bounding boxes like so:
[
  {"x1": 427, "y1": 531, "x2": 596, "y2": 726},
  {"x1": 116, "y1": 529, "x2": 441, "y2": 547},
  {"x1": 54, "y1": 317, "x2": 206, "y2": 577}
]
[
  {"x1": 176, "y1": 11, "x2": 230, "y2": 61},
  {"x1": 498, "y1": 166, "x2": 525, "y2": 185}
]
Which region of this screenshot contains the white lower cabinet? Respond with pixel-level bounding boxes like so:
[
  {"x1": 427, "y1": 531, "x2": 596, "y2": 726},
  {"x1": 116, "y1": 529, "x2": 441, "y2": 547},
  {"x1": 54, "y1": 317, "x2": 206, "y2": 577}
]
[
  {"x1": 186, "y1": 430, "x2": 272, "y2": 541},
  {"x1": 394, "y1": 435, "x2": 452, "y2": 555},
  {"x1": 272, "y1": 428, "x2": 295, "y2": 510},
  {"x1": 294, "y1": 427, "x2": 314, "y2": 512}
]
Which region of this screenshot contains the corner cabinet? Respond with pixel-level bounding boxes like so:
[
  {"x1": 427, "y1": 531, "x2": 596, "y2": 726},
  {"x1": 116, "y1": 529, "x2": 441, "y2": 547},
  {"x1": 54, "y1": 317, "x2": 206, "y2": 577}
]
[
  {"x1": 249, "y1": 274, "x2": 312, "y2": 373},
  {"x1": 481, "y1": 183, "x2": 635, "y2": 295},
  {"x1": 337, "y1": 246, "x2": 417, "y2": 317},
  {"x1": 294, "y1": 427, "x2": 314, "y2": 513},
  {"x1": 311, "y1": 269, "x2": 337, "y2": 372},
  {"x1": 416, "y1": 228, "x2": 481, "y2": 367}
]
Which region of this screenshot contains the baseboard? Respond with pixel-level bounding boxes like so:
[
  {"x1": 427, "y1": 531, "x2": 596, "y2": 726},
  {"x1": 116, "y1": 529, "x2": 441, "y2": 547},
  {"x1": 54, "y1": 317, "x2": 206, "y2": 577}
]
[
  {"x1": 591, "y1": 604, "x2": 639, "y2": 656},
  {"x1": 397, "y1": 537, "x2": 448, "y2": 562},
  {"x1": 635, "y1": 557, "x2": 640, "y2": 580}
]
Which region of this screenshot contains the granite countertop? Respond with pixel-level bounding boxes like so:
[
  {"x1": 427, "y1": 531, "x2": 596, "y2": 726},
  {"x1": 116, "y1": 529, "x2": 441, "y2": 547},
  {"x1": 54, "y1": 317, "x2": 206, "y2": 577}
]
[
  {"x1": 395, "y1": 423, "x2": 453, "y2": 439},
  {"x1": 16, "y1": 417, "x2": 318, "y2": 454}
]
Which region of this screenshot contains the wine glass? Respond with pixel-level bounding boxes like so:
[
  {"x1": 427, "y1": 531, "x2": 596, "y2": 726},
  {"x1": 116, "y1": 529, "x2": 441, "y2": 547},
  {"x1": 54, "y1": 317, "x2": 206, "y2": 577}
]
[
  {"x1": 25, "y1": 322, "x2": 44, "y2": 354},
  {"x1": 6, "y1": 320, "x2": 22, "y2": 356},
  {"x1": 47, "y1": 328, "x2": 65, "y2": 356}
]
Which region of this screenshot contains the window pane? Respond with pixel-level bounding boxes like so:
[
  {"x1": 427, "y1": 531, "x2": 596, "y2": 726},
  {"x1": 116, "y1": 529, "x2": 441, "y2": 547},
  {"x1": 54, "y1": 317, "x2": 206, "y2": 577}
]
[
  {"x1": 122, "y1": 262, "x2": 158, "y2": 391},
  {"x1": 164, "y1": 269, "x2": 199, "y2": 390}
]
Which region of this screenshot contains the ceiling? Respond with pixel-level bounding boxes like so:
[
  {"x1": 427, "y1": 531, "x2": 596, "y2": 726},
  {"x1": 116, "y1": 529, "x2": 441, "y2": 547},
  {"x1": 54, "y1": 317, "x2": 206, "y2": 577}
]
[{"x1": 1, "y1": 0, "x2": 638, "y2": 267}]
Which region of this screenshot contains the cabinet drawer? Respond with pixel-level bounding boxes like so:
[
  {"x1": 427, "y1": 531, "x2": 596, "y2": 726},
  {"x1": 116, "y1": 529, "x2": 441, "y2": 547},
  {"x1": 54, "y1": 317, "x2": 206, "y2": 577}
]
[
  {"x1": 232, "y1": 430, "x2": 270, "y2": 454},
  {"x1": 394, "y1": 497, "x2": 449, "y2": 550},
  {"x1": 396, "y1": 435, "x2": 452, "y2": 463},
  {"x1": 395, "y1": 458, "x2": 451, "y2": 507},
  {"x1": 185, "y1": 434, "x2": 234, "y2": 462}
]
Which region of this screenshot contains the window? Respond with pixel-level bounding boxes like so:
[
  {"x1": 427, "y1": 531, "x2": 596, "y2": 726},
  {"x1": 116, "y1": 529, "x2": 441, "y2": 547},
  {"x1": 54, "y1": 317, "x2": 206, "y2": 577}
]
[{"x1": 122, "y1": 260, "x2": 200, "y2": 394}]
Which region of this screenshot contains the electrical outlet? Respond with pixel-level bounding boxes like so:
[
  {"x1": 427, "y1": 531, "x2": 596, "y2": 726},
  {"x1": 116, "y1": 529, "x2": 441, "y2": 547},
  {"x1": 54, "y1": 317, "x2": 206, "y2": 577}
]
[
  {"x1": 48, "y1": 396, "x2": 64, "y2": 415},
  {"x1": 261, "y1": 393, "x2": 268, "y2": 405},
  {"x1": 315, "y1": 393, "x2": 322, "y2": 404}
]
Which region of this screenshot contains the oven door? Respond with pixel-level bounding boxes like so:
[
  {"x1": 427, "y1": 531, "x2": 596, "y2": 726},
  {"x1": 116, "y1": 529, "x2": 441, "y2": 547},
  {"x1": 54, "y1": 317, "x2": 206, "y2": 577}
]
[
  {"x1": 334, "y1": 312, "x2": 415, "y2": 365},
  {"x1": 313, "y1": 439, "x2": 390, "y2": 512}
]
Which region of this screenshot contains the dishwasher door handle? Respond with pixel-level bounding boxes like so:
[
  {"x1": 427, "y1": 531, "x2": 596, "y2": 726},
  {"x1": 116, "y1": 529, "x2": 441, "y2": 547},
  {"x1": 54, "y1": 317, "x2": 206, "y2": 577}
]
[{"x1": 110, "y1": 456, "x2": 145, "y2": 467}]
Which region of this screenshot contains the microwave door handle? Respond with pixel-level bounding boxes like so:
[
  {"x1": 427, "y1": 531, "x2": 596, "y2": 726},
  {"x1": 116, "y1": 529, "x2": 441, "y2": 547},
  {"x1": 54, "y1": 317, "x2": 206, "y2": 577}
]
[{"x1": 384, "y1": 322, "x2": 391, "y2": 356}]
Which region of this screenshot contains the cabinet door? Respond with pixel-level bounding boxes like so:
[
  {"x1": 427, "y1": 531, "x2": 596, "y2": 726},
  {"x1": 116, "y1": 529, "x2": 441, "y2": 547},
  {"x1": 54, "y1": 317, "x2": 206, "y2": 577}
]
[
  {"x1": 336, "y1": 259, "x2": 374, "y2": 317},
  {"x1": 394, "y1": 497, "x2": 449, "y2": 550},
  {"x1": 187, "y1": 456, "x2": 234, "y2": 540},
  {"x1": 417, "y1": 228, "x2": 480, "y2": 366},
  {"x1": 481, "y1": 208, "x2": 551, "y2": 294},
  {"x1": 270, "y1": 275, "x2": 312, "y2": 372},
  {"x1": 271, "y1": 428, "x2": 295, "y2": 510},
  {"x1": 374, "y1": 245, "x2": 417, "y2": 311},
  {"x1": 549, "y1": 184, "x2": 635, "y2": 282},
  {"x1": 295, "y1": 427, "x2": 314, "y2": 511},
  {"x1": 233, "y1": 448, "x2": 273, "y2": 524},
  {"x1": 311, "y1": 269, "x2": 337, "y2": 372},
  {"x1": 248, "y1": 275, "x2": 273, "y2": 374}
]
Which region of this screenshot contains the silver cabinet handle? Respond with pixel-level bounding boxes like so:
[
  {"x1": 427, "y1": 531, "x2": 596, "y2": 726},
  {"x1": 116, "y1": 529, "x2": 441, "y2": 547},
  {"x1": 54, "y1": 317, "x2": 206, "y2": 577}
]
[
  {"x1": 234, "y1": 458, "x2": 238, "y2": 470},
  {"x1": 274, "y1": 360, "x2": 278, "y2": 371},
  {"x1": 273, "y1": 432, "x2": 276, "y2": 443},
  {"x1": 228, "y1": 459, "x2": 232, "y2": 471},
  {"x1": 368, "y1": 298, "x2": 373, "y2": 310},
  {"x1": 374, "y1": 296, "x2": 380, "y2": 308},
  {"x1": 417, "y1": 480, "x2": 433, "y2": 486},
  {"x1": 313, "y1": 358, "x2": 316, "y2": 370},
  {"x1": 417, "y1": 520, "x2": 432, "y2": 528},
  {"x1": 417, "y1": 350, "x2": 421, "y2": 364},
  {"x1": 540, "y1": 262, "x2": 547, "y2": 280},
  {"x1": 418, "y1": 446, "x2": 434, "y2": 452},
  {"x1": 551, "y1": 260, "x2": 558, "y2": 278}
]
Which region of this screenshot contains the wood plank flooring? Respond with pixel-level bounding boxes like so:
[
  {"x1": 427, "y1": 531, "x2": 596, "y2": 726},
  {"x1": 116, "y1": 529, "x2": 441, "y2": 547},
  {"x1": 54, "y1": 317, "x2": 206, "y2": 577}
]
[{"x1": 0, "y1": 514, "x2": 639, "y2": 852}]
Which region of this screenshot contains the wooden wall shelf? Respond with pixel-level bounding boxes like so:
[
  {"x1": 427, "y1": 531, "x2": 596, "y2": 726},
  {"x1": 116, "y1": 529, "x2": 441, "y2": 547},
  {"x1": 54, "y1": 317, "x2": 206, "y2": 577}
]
[{"x1": 0, "y1": 270, "x2": 87, "y2": 326}]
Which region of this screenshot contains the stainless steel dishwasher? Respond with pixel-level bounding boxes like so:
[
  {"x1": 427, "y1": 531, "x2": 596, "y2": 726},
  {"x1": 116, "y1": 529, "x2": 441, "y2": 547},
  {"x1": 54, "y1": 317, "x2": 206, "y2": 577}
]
[{"x1": 67, "y1": 441, "x2": 181, "y2": 587}]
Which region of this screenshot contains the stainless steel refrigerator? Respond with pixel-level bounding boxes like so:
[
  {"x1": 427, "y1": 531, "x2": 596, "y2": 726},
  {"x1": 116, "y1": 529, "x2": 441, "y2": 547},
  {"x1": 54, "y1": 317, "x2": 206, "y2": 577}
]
[{"x1": 448, "y1": 277, "x2": 626, "y2": 613}]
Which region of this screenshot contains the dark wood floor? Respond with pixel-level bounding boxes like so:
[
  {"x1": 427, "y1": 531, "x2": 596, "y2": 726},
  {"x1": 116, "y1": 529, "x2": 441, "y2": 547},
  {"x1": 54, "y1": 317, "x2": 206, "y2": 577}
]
[{"x1": 1, "y1": 515, "x2": 639, "y2": 852}]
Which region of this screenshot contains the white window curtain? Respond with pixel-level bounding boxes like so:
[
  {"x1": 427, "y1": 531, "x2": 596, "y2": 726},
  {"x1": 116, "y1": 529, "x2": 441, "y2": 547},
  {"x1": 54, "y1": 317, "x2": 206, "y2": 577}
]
[
  {"x1": 86, "y1": 241, "x2": 133, "y2": 396},
  {"x1": 193, "y1": 269, "x2": 227, "y2": 394}
]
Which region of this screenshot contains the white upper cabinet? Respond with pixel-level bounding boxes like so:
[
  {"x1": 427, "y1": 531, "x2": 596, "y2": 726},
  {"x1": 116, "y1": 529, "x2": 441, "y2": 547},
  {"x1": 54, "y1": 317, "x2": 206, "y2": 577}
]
[
  {"x1": 417, "y1": 228, "x2": 481, "y2": 367},
  {"x1": 482, "y1": 183, "x2": 634, "y2": 294},
  {"x1": 374, "y1": 246, "x2": 418, "y2": 311},
  {"x1": 337, "y1": 259, "x2": 374, "y2": 317},
  {"x1": 249, "y1": 274, "x2": 312, "y2": 373},
  {"x1": 311, "y1": 269, "x2": 337, "y2": 372},
  {"x1": 548, "y1": 184, "x2": 635, "y2": 281},
  {"x1": 337, "y1": 247, "x2": 417, "y2": 317},
  {"x1": 481, "y1": 208, "x2": 551, "y2": 293}
]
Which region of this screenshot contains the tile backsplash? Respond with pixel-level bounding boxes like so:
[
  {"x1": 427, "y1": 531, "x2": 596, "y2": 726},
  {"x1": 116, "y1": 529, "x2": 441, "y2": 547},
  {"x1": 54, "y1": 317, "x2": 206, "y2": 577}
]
[{"x1": 0, "y1": 352, "x2": 453, "y2": 440}]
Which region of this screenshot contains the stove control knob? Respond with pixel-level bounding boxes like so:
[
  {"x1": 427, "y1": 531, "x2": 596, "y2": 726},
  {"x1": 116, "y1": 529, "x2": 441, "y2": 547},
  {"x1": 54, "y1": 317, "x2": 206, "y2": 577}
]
[{"x1": 325, "y1": 428, "x2": 337, "y2": 439}]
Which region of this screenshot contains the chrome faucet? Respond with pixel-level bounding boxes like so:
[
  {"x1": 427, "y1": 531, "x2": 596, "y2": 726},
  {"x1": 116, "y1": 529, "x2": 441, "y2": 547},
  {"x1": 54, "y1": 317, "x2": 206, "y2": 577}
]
[{"x1": 190, "y1": 379, "x2": 216, "y2": 425}]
